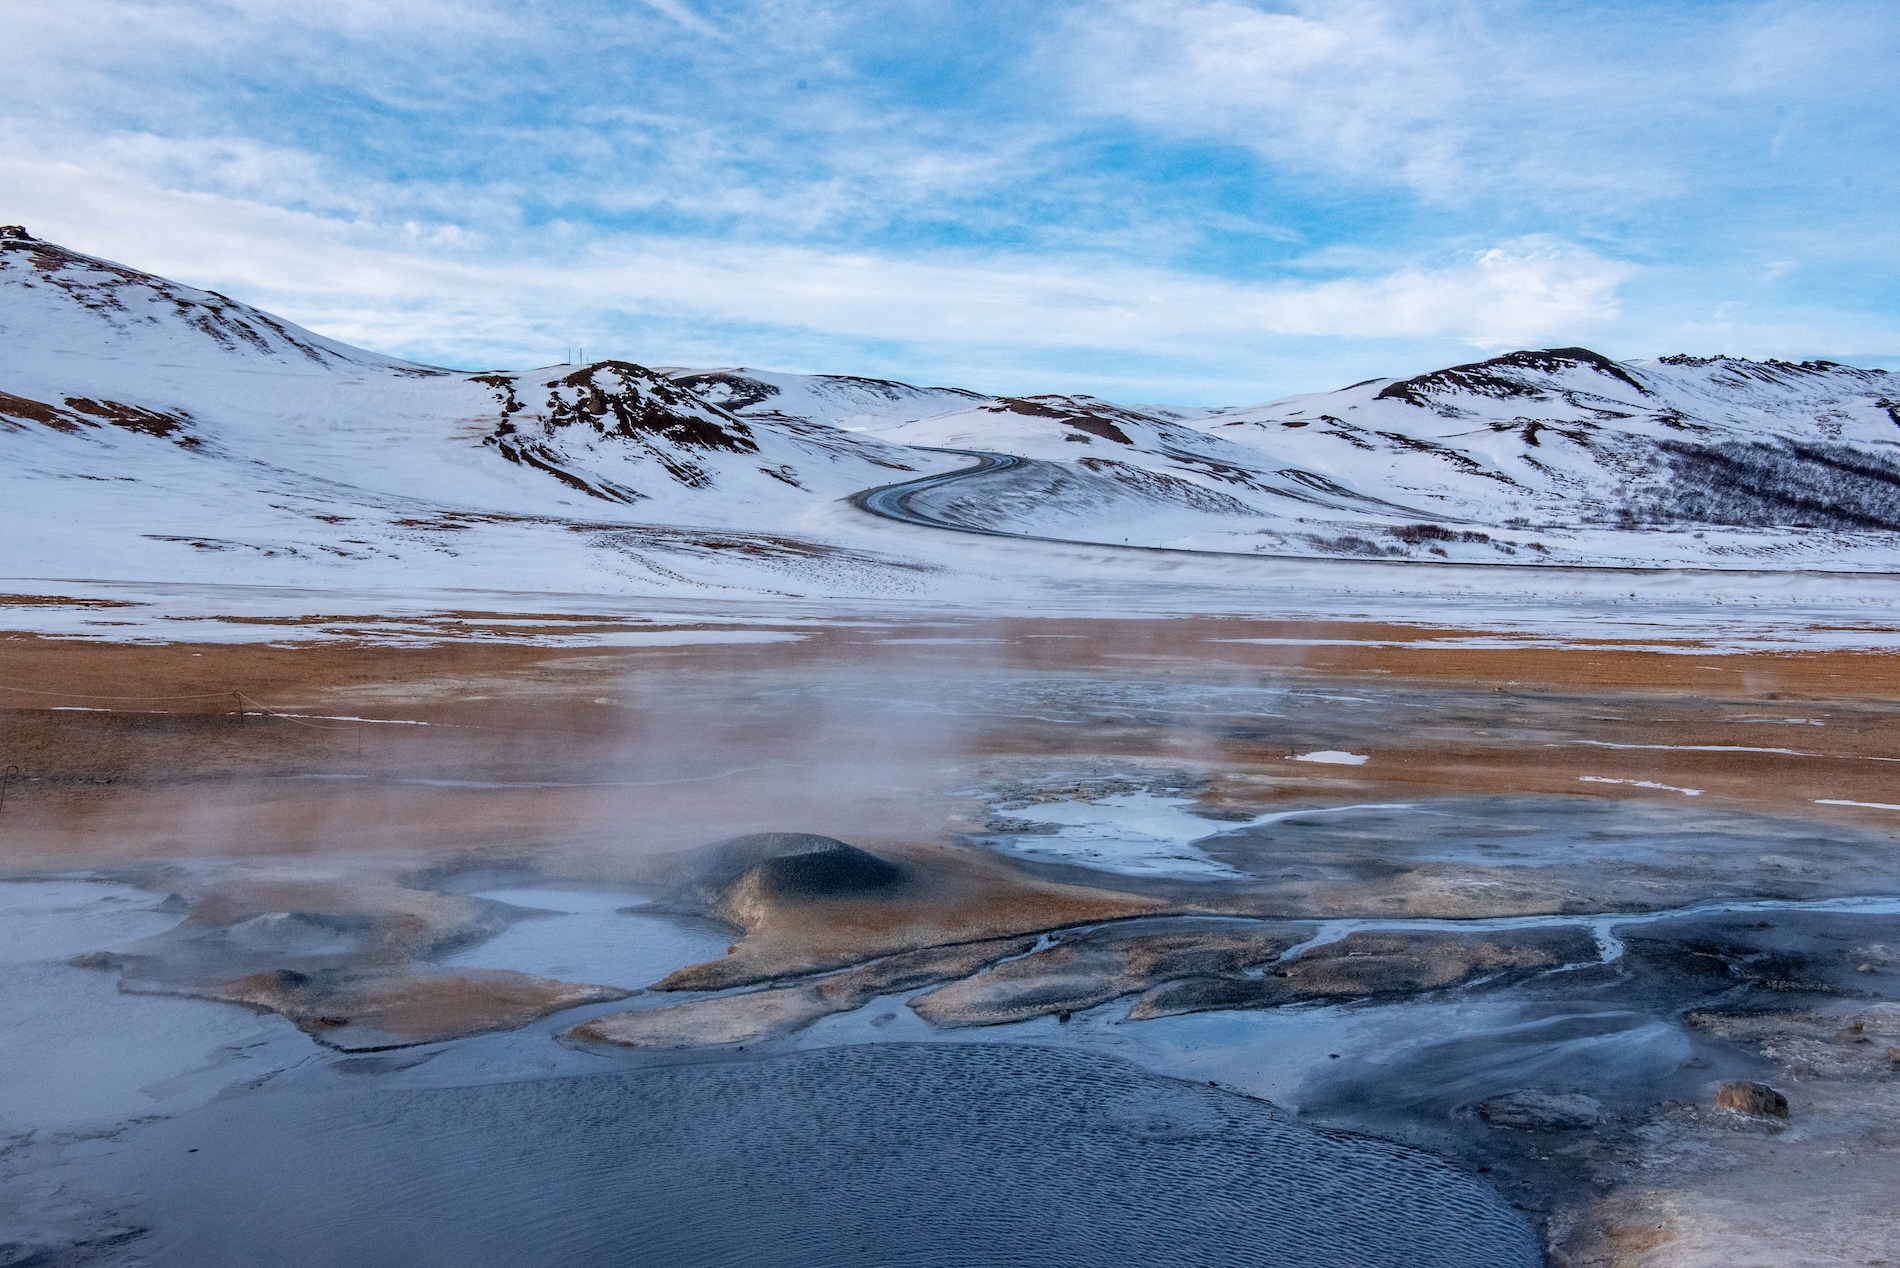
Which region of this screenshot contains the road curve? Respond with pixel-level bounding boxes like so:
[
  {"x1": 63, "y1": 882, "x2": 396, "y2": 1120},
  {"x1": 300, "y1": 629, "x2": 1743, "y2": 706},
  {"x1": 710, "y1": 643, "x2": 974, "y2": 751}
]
[
  {"x1": 846, "y1": 446, "x2": 1900, "y2": 578},
  {"x1": 849, "y1": 448, "x2": 1031, "y2": 538}
]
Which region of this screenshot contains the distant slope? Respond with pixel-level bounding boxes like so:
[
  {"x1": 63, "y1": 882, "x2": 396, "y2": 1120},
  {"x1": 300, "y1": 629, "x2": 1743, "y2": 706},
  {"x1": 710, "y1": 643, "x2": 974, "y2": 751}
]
[
  {"x1": 851, "y1": 349, "x2": 1900, "y2": 567},
  {"x1": 5, "y1": 225, "x2": 1898, "y2": 588},
  {"x1": 663, "y1": 367, "x2": 985, "y2": 430},
  {"x1": 0, "y1": 227, "x2": 961, "y2": 596},
  {"x1": 1210, "y1": 348, "x2": 1900, "y2": 532}
]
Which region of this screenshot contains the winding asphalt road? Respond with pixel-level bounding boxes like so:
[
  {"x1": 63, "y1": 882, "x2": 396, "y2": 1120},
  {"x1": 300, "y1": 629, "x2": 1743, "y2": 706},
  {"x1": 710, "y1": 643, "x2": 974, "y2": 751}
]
[
  {"x1": 849, "y1": 447, "x2": 1033, "y2": 540},
  {"x1": 846, "y1": 446, "x2": 1900, "y2": 576}
]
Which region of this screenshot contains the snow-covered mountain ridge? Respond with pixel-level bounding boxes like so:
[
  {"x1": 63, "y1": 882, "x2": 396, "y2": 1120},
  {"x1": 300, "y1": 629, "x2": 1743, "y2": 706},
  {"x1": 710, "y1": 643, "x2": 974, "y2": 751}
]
[
  {"x1": 831, "y1": 346, "x2": 1900, "y2": 566},
  {"x1": 1211, "y1": 346, "x2": 1900, "y2": 537},
  {"x1": 5, "y1": 226, "x2": 1900, "y2": 593}
]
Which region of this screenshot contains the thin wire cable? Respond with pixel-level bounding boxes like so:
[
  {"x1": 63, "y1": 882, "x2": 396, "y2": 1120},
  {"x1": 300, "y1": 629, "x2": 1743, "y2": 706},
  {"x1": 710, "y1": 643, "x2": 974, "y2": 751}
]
[
  {"x1": 1, "y1": 683, "x2": 379, "y2": 731},
  {"x1": 232, "y1": 693, "x2": 362, "y2": 731},
  {"x1": 0, "y1": 683, "x2": 248, "y2": 701}
]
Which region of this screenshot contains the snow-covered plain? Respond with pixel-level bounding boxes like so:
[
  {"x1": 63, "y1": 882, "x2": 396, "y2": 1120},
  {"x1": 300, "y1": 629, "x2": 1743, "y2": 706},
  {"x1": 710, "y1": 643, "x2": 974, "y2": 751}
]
[{"x1": 7, "y1": 226, "x2": 1900, "y2": 641}]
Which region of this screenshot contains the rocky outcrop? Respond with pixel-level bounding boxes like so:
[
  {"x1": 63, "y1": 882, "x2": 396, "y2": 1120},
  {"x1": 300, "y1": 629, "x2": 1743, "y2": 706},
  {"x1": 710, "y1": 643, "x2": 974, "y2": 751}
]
[
  {"x1": 1126, "y1": 927, "x2": 1597, "y2": 1020},
  {"x1": 909, "y1": 919, "x2": 1305, "y2": 1028},
  {"x1": 1714, "y1": 1080, "x2": 1789, "y2": 1118}
]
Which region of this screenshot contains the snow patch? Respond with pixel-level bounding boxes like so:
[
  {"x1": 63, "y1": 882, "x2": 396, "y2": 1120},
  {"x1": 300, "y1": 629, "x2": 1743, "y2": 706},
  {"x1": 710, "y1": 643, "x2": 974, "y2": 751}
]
[
  {"x1": 985, "y1": 792, "x2": 1249, "y2": 879},
  {"x1": 1580, "y1": 776, "x2": 1703, "y2": 796},
  {"x1": 1290, "y1": 750, "x2": 1369, "y2": 765}
]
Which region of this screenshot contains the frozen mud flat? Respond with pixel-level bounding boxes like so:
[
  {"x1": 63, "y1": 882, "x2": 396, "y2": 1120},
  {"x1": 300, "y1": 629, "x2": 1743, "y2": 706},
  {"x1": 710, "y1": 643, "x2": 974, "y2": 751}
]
[{"x1": 98, "y1": 1044, "x2": 1539, "y2": 1268}]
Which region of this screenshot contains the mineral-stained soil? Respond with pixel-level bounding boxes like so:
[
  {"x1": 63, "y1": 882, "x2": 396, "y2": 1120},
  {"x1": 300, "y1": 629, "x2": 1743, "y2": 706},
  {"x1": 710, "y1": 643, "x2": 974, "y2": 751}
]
[
  {"x1": 8, "y1": 616, "x2": 1900, "y2": 1264},
  {"x1": 10, "y1": 614, "x2": 1900, "y2": 870},
  {"x1": 210, "y1": 965, "x2": 626, "y2": 1050},
  {"x1": 645, "y1": 832, "x2": 1163, "y2": 991},
  {"x1": 570, "y1": 934, "x2": 1039, "y2": 1047},
  {"x1": 1123, "y1": 927, "x2": 1599, "y2": 1020},
  {"x1": 65, "y1": 866, "x2": 629, "y2": 1048}
]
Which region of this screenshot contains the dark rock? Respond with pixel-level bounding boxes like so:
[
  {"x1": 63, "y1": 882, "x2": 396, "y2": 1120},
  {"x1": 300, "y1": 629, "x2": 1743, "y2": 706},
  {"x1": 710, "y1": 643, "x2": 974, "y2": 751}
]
[
  {"x1": 1473, "y1": 1090, "x2": 1601, "y2": 1130},
  {"x1": 1715, "y1": 1080, "x2": 1789, "y2": 1118}
]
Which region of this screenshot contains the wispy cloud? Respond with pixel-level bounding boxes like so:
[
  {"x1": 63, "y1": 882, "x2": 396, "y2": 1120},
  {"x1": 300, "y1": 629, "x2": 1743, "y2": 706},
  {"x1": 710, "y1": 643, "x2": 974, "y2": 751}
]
[
  {"x1": 1057, "y1": 1, "x2": 1471, "y2": 194},
  {"x1": 3, "y1": 0, "x2": 1896, "y2": 400}
]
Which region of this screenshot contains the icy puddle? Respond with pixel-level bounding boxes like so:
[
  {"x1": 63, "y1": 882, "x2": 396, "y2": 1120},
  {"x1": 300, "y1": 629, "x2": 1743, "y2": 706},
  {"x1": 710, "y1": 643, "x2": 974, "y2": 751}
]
[
  {"x1": 439, "y1": 888, "x2": 733, "y2": 990},
  {"x1": 985, "y1": 792, "x2": 1411, "y2": 880},
  {"x1": 985, "y1": 791, "x2": 1250, "y2": 878}
]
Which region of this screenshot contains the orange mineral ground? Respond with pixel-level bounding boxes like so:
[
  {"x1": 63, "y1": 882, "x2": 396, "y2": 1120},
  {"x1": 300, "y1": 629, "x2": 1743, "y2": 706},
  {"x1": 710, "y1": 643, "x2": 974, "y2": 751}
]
[
  {"x1": 5, "y1": 614, "x2": 1899, "y2": 865},
  {"x1": 7, "y1": 615, "x2": 1900, "y2": 1267}
]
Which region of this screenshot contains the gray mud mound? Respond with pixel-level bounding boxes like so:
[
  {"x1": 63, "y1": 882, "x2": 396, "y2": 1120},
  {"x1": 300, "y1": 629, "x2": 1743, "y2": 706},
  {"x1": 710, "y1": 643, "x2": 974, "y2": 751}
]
[
  {"x1": 108, "y1": 1044, "x2": 1538, "y2": 1267},
  {"x1": 678, "y1": 831, "x2": 910, "y2": 906},
  {"x1": 747, "y1": 842, "x2": 908, "y2": 899}
]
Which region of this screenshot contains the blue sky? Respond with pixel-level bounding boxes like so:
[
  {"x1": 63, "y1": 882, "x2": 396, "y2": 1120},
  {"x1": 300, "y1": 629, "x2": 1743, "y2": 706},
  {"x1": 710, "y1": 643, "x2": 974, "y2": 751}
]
[{"x1": 6, "y1": 0, "x2": 1898, "y2": 403}]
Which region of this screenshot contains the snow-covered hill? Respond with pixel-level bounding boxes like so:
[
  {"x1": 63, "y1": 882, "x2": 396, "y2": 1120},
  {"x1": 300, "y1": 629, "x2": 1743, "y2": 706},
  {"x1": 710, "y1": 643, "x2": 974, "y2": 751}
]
[
  {"x1": 860, "y1": 394, "x2": 1442, "y2": 542},
  {"x1": 662, "y1": 366, "x2": 985, "y2": 431},
  {"x1": 0, "y1": 228, "x2": 963, "y2": 596},
  {"x1": 1194, "y1": 348, "x2": 1900, "y2": 562},
  {"x1": 6, "y1": 226, "x2": 1900, "y2": 602},
  {"x1": 853, "y1": 349, "x2": 1900, "y2": 567}
]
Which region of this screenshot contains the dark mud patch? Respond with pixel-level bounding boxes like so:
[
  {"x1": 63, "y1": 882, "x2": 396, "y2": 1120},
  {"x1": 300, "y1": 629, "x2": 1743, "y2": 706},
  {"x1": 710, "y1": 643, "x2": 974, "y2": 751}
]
[
  {"x1": 911, "y1": 918, "x2": 1309, "y2": 1027},
  {"x1": 101, "y1": 1044, "x2": 1539, "y2": 1268},
  {"x1": 1127, "y1": 927, "x2": 1595, "y2": 1020}
]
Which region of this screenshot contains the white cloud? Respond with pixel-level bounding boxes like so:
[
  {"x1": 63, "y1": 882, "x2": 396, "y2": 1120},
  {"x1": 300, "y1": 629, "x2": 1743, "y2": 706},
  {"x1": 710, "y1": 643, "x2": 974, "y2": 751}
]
[
  {"x1": 3, "y1": 0, "x2": 1893, "y2": 400},
  {"x1": 1052, "y1": 0, "x2": 1900, "y2": 213},
  {"x1": 1058, "y1": 0, "x2": 1471, "y2": 192},
  {"x1": 1, "y1": 144, "x2": 1633, "y2": 369}
]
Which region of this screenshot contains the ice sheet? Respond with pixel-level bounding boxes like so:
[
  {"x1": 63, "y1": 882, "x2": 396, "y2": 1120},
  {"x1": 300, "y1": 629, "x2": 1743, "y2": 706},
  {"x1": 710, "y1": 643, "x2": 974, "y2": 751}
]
[
  {"x1": 440, "y1": 888, "x2": 732, "y2": 989},
  {"x1": 0, "y1": 881, "x2": 304, "y2": 1135},
  {"x1": 985, "y1": 793, "x2": 1415, "y2": 880},
  {"x1": 985, "y1": 792, "x2": 1250, "y2": 878}
]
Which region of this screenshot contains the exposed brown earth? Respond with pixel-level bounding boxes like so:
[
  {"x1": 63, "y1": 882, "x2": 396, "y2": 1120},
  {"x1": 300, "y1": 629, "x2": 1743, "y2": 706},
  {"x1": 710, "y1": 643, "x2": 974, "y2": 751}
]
[
  {"x1": 570, "y1": 935, "x2": 1039, "y2": 1048},
  {"x1": 210, "y1": 966, "x2": 627, "y2": 1050},
  {"x1": 7, "y1": 616, "x2": 1900, "y2": 1265},
  {"x1": 64, "y1": 865, "x2": 628, "y2": 1049},
  {"x1": 6, "y1": 615, "x2": 1900, "y2": 872}
]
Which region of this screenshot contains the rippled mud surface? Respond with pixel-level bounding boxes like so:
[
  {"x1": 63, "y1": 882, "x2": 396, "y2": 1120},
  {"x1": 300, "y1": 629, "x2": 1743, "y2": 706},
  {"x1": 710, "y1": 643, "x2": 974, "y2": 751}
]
[{"x1": 103, "y1": 1045, "x2": 1539, "y2": 1268}]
